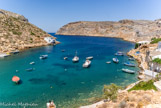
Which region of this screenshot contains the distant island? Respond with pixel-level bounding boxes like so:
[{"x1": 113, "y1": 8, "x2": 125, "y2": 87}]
[
  {"x1": 0, "y1": 9, "x2": 58, "y2": 53},
  {"x1": 56, "y1": 20, "x2": 161, "y2": 42}
]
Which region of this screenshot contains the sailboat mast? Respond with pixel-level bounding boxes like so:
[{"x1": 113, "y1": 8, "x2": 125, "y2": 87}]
[{"x1": 75, "y1": 51, "x2": 77, "y2": 56}]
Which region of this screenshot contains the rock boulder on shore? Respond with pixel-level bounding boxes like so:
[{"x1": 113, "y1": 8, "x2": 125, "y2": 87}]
[{"x1": 56, "y1": 19, "x2": 161, "y2": 42}]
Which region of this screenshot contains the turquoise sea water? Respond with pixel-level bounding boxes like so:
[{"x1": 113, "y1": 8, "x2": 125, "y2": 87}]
[{"x1": 0, "y1": 34, "x2": 139, "y2": 108}]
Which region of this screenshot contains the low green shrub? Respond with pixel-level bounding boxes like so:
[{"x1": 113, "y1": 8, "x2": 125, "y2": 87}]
[
  {"x1": 135, "y1": 43, "x2": 139, "y2": 49},
  {"x1": 150, "y1": 38, "x2": 161, "y2": 44},
  {"x1": 12, "y1": 31, "x2": 22, "y2": 35},
  {"x1": 128, "y1": 80, "x2": 157, "y2": 92},
  {"x1": 152, "y1": 58, "x2": 161, "y2": 64},
  {"x1": 30, "y1": 32, "x2": 35, "y2": 35},
  {"x1": 151, "y1": 37, "x2": 156, "y2": 41}
]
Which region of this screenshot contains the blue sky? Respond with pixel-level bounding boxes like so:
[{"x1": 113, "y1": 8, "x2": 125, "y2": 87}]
[{"x1": 0, "y1": 0, "x2": 161, "y2": 32}]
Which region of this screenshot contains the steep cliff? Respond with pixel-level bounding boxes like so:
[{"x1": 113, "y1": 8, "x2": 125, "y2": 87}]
[
  {"x1": 0, "y1": 9, "x2": 57, "y2": 53},
  {"x1": 56, "y1": 20, "x2": 161, "y2": 42}
]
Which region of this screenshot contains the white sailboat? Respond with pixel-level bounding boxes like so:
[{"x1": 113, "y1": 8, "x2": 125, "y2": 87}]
[{"x1": 72, "y1": 51, "x2": 79, "y2": 62}]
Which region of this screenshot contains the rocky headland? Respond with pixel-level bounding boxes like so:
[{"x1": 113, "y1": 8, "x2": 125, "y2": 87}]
[
  {"x1": 0, "y1": 9, "x2": 58, "y2": 53},
  {"x1": 56, "y1": 20, "x2": 161, "y2": 42}
]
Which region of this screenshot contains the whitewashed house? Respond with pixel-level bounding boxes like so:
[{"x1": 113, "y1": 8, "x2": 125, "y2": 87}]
[
  {"x1": 44, "y1": 37, "x2": 55, "y2": 44},
  {"x1": 152, "y1": 55, "x2": 161, "y2": 60},
  {"x1": 156, "y1": 41, "x2": 161, "y2": 52},
  {"x1": 137, "y1": 41, "x2": 150, "y2": 45}
]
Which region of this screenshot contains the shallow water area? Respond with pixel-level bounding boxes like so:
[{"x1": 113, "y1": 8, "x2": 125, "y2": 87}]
[{"x1": 0, "y1": 34, "x2": 139, "y2": 108}]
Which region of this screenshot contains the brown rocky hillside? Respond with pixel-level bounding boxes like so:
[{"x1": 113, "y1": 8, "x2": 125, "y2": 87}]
[
  {"x1": 97, "y1": 90, "x2": 161, "y2": 108},
  {"x1": 56, "y1": 20, "x2": 161, "y2": 42},
  {"x1": 0, "y1": 9, "x2": 56, "y2": 53}
]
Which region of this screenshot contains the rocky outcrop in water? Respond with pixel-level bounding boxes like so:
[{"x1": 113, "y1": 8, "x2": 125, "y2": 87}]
[
  {"x1": 56, "y1": 19, "x2": 161, "y2": 42},
  {"x1": 0, "y1": 9, "x2": 57, "y2": 53}
]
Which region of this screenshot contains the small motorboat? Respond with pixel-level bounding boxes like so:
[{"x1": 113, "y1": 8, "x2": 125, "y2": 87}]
[
  {"x1": 128, "y1": 57, "x2": 135, "y2": 61},
  {"x1": 106, "y1": 61, "x2": 111, "y2": 64},
  {"x1": 86, "y1": 56, "x2": 93, "y2": 60},
  {"x1": 115, "y1": 51, "x2": 124, "y2": 56},
  {"x1": 61, "y1": 49, "x2": 65, "y2": 52},
  {"x1": 11, "y1": 50, "x2": 20, "y2": 54},
  {"x1": 122, "y1": 68, "x2": 135, "y2": 74},
  {"x1": 72, "y1": 51, "x2": 79, "y2": 62},
  {"x1": 40, "y1": 55, "x2": 48, "y2": 59},
  {"x1": 0, "y1": 53, "x2": 10, "y2": 58},
  {"x1": 112, "y1": 58, "x2": 119, "y2": 63},
  {"x1": 30, "y1": 62, "x2": 35, "y2": 65},
  {"x1": 26, "y1": 68, "x2": 34, "y2": 71},
  {"x1": 83, "y1": 60, "x2": 91, "y2": 68},
  {"x1": 124, "y1": 62, "x2": 136, "y2": 67},
  {"x1": 64, "y1": 57, "x2": 68, "y2": 60},
  {"x1": 72, "y1": 56, "x2": 79, "y2": 62},
  {"x1": 12, "y1": 76, "x2": 20, "y2": 84}
]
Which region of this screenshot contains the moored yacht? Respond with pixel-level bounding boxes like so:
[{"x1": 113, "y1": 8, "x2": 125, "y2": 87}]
[
  {"x1": 30, "y1": 61, "x2": 35, "y2": 65},
  {"x1": 115, "y1": 51, "x2": 124, "y2": 56},
  {"x1": 64, "y1": 57, "x2": 68, "y2": 60},
  {"x1": 122, "y1": 68, "x2": 135, "y2": 74},
  {"x1": 124, "y1": 62, "x2": 136, "y2": 67},
  {"x1": 106, "y1": 61, "x2": 111, "y2": 64},
  {"x1": 86, "y1": 56, "x2": 93, "y2": 60},
  {"x1": 26, "y1": 68, "x2": 34, "y2": 71},
  {"x1": 128, "y1": 57, "x2": 135, "y2": 61},
  {"x1": 112, "y1": 58, "x2": 119, "y2": 63},
  {"x1": 40, "y1": 55, "x2": 48, "y2": 59},
  {"x1": 83, "y1": 60, "x2": 91, "y2": 68},
  {"x1": 72, "y1": 51, "x2": 79, "y2": 62}
]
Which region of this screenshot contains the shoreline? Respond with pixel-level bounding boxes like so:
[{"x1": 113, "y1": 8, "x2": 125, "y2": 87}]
[
  {"x1": 19, "y1": 41, "x2": 60, "y2": 52},
  {"x1": 0, "y1": 41, "x2": 60, "y2": 58},
  {"x1": 0, "y1": 34, "x2": 140, "y2": 108},
  {"x1": 77, "y1": 36, "x2": 161, "y2": 107},
  {"x1": 55, "y1": 34, "x2": 137, "y2": 43}
]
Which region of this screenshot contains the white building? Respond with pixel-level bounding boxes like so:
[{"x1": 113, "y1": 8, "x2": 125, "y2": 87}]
[
  {"x1": 152, "y1": 55, "x2": 161, "y2": 60},
  {"x1": 44, "y1": 37, "x2": 55, "y2": 44},
  {"x1": 156, "y1": 41, "x2": 161, "y2": 52},
  {"x1": 137, "y1": 41, "x2": 150, "y2": 45}
]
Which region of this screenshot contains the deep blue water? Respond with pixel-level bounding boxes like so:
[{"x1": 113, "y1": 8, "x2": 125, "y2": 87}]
[{"x1": 0, "y1": 34, "x2": 139, "y2": 108}]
